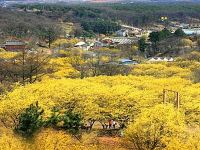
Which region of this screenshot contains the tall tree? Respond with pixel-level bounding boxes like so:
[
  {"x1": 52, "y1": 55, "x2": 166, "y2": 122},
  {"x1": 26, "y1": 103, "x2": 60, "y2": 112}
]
[
  {"x1": 138, "y1": 36, "x2": 147, "y2": 53},
  {"x1": 174, "y1": 28, "x2": 186, "y2": 37},
  {"x1": 149, "y1": 31, "x2": 160, "y2": 53},
  {"x1": 37, "y1": 25, "x2": 61, "y2": 48},
  {"x1": 0, "y1": 50, "x2": 50, "y2": 85}
]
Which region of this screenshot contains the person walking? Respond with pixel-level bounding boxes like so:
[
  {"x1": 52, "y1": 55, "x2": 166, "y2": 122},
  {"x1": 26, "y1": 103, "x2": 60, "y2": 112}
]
[
  {"x1": 113, "y1": 121, "x2": 116, "y2": 129},
  {"x1": 108, "y1": 119, "x2": 112, "y2": 129}
]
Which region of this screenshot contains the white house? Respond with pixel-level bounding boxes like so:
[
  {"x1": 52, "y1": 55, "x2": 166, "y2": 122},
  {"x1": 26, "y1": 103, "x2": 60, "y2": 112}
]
[
  {"x1": 148, "y1": 57, "x2": 174, "y2": 62},
  {"x1": 116, "y1": 29, "x2": 129, "y2": 37},
  {"x1": 182, "y1": 28, "x2": 200, "y2": 35},
  {"x1": 75, "y1": 42, "x2": 90, "y2": 51},
  {"x1": 93, "y1": 41, "x2": 105, "y2": 48},
  {"x1": 119, "y1": 58, "x2": 138, "y2": 65}
]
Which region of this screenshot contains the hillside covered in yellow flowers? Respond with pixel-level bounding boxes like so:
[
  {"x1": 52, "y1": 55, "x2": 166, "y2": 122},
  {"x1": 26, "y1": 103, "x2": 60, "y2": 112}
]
[{"x1": 0, "y1": 50, "x2": 200, "y2": 150}]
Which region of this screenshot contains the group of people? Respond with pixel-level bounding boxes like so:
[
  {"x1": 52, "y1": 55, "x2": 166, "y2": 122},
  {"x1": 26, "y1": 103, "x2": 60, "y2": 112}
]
[{"x1": 108, "y1": 119, "x2": 117, "y2": 129}]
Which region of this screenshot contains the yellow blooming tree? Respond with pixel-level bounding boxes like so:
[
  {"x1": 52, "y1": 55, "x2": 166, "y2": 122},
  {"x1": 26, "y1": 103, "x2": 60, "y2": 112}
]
[{"x1": 125, "y1": 104, "x2": 185, "y2": 150}]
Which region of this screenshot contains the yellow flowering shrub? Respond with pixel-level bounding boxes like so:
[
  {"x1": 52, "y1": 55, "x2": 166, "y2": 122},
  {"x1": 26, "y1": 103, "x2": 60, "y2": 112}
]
[
  {"x1": 0, "y1": 48, "x2": 5, "y2": 52},
  {"x1": 131, "y1": 63, "x2": 191, "y2": 78},
  {"x1": 0, "y1": 128, "x2": 28, "y2": 150},
  {"x1": 44, "y1": 58, "x2": 80, "y2": 79},
  {"x1": 164, "y1": 131, "x2": 200, "y2": 150},
  {"x1": 0, "y1": 75, "x2": 199, "y2": 127},
  {"x1": 51, "y1": 38, "x2": 80, "y2": 48},
  {"x1": 0, "y1": 51, "x2": 18, "y2": 59},
  {"x1": 34, "y1": 128, "x2": 78, "y2": 150},
  {"x1": 0, "y1": 59, "x2": 199, "y2": 149},
  {"x1": 125, "y1": 104, "x2": 186, "y2": 150},
  {"x1": 0, "y1": 127, "x2": 99, "y2": 150}
]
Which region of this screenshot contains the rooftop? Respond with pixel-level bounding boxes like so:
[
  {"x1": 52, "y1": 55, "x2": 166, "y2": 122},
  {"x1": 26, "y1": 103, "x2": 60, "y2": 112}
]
[{"x1": 5, "y1": 40, "x2": 25, "y2": 46}]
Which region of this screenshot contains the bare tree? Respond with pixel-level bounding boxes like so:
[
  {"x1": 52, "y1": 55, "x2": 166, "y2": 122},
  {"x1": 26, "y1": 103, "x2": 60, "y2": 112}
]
[{"x1": 0, "y1": 49, "x2": 50, "y2": 86}]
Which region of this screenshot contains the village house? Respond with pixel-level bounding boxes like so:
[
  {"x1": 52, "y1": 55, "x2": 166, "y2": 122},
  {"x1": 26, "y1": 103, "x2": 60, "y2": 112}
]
[
  {"x1": 91, "y1": 41, "x2": 105, "y2": 49},
  {"x1": 3, "y1": 40, "x2": 26, "y2": 52},
  {"x1": 110, "y1": 37, "x2": 136, "y2": 45},
  {"x1": 119, "y1": 58, "x2": 139, "y2": 65},
  {"x1": 116, "y1": 29, "x2": 129, "y2": 37},
  {"x1": 182, "y1": 28, "x2": 200, "y2": 35},
  {"x1": 75, "y1": 41, "x2": 90, "y2": 51},
  {"x1": 94, "y1": 41, "x2": 104, "y2": 47},
  {"x1": 101, "y1": 38, "x2": 113, "y2": 47},
  {"x1": 148, "y1": 57, "x2": 174, "y2": 62}
]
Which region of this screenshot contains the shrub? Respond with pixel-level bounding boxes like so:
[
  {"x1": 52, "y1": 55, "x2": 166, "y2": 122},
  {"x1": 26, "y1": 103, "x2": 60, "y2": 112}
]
[
  {"x1": 15, "y1": 102, "x2": 44, "y2": 137},
  {"x1": 193, "y1": 68, "x2": 200, "y2": 83},
  {"x1": 62, "y1": 110, "x2": 82, "y2": 134},
  {"x1": 46, "y1": 108, "x2": 82, "y2": 134},
  {"x1": 125, "y1": 104, "x2": 185, "y2": 150}
]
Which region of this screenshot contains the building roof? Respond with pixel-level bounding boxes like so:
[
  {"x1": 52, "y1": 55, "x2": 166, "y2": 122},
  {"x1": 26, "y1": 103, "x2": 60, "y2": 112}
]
[
  {"x1": 112, "y1": 37, "x2": 134, "y2": 45},
  {"x1": 118, "y1": 58, "x2": 138, "y2": 65},
  {"x1": 148, "y1": 57, "x2": 174, "y2": 62},
  {"x1": 119, "y1": 58, "x2": 133, "y2": 63},
  {"x1": 116, "y1": 29, "x2": 128, "y2": 33},
  {"x1": 5, "y1": 40, "x2": 25, "y2": 46},
  {"x1": 182, "y1": 28, "x2": 200, "y2": 35},
  {"x1": 75, "y1": 42, "x2": 87, "y2": 47}
]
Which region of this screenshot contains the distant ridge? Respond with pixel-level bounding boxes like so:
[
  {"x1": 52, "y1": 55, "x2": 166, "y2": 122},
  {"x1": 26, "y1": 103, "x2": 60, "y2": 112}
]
[
  {"x1": 85, "y1": 0, "x2": 122, "y2": 3},
  {"x1": 1, "y1": 0, "x2": 200, "y2": 4},
  {"x1": 86, "y1": 0, "x2": 200, "y2": 2}
]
